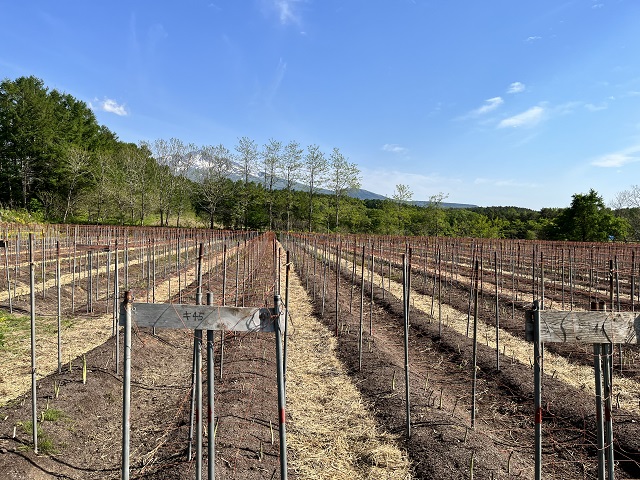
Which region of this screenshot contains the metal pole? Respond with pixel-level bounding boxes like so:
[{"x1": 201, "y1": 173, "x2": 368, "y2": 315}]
[
  {"x1": 206, "y1": 292, "x2": 215, "y2": 480},
  {"x1": 29, "y1": 233, "x2": 38, "y2": 453},
  {"x1": 402, "y1": 253, "x2": 411, "y2": 439},
  {"x1": 602, "y1": 343, "x2": 615, "y2": 480},
  {"x1": 220, "y1": 244, "x2": 227, "y2": 380},
  {"x1": 358, "y1": 245, "x2": 365, "y2": 371},
  {"x1": 3, "y1": 241, "x2": 12, "y2": 313},
  {"x1": 274, "y1": 294, "x2": 288, "y2": 480},
  {"x1": 471, "y1": 260, "x2": 479, "y2": 429},
  {"x1": 284, "y1": 251, "x2": 290, "y2": 377},
  {"x1": 495, "y1": 251, "x2": 500, "y2": 371},
  {"x1": 594, "y1": 343, "x2": 606, "y2": 480},
  {"x1": 122, "y1": 291, "x2": 132, "y2": 480},
  {"x1": 533, "y1": 300, "x2": 542, "y2": 480},
  {"x1": 114, "y1": 241, "x2": 120, "y2": 375},
  {"x1": 195, "y1": 329, "x2": 203, "y2": 480},
  {"x1": 56, "y1": 241, "x2": 62, "y2": 374}
]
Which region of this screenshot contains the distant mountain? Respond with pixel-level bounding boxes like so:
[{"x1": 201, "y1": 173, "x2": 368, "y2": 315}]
[{"x1": 187, "y1": 155, "x2": 476, "y2": 209}]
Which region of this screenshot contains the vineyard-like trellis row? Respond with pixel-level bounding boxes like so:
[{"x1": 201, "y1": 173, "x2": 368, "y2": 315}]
[
  {"x1": 295, "y1": 232, "x2": 640, "y2": 375},
  {"x1": 0, "y1": 224, "x2": 264, "y2": 314},
  {"x1": 288, "y1": 234, "x2": 640, "y2": 310},
  {"x1": 279, "y1": 232, "x2": 640, "y2": 478},
  {"x1": 0, "y1": 226, "x2": 275, "y2": 407}
]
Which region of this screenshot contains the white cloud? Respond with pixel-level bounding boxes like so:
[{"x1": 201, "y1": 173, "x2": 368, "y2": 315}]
[
  {"x1": 526, "y1": 36, "x2": 542, "y2": 43},
  {"x1": 102, "y1": 99, "x2": 128, "y2": 116},
  {"x1": 497, "y1": 106, "x2": 544, "y2": 128},
  {"x1": 382, "y1": 144, "x2": 408, "y2": 154},
  {"x1": 466, "y1": 96, "x2": 504, "y2": 117},
  {"x1": 91, "y1": 98, "x2": 128, "y2": 116},
  {"x1": 507, "y1": 82, "x2": 525, "y2": 94},
  {"x1": 592, "y1": 145, "x2": 640, "y2": 167}
]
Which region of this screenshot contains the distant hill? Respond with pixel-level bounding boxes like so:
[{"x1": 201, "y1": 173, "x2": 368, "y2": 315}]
[{"x1": 188, "y1": 154, "x2": 476, "y2": 209}]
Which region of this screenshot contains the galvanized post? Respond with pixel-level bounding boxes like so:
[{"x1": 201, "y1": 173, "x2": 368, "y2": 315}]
[
  {"x1": 3, "y1": 240, "x2": 12, "y2": 313},
  {"x1": 114, "y1": 241, "x2": 120, "y2": 375},
  {"x1": 195, "y1": 329, "x2": 203, "y2": 480},
  {"x1": 594, "y1": 343, "x2": 606, "y2": 480},
  {"x1": 471, "y1": 260, "x2": 479, "y2": 430},
  {"x1": 56, "y1": 241, "x2": 62, "y2": 374},
  {"x1": 602, "y1": 342, "x2": 615, "y2": 480},
  {"x1": 220, "y1": 244, "x2": 227, "y2": 380},
  {"x1": 402, "y1": 253, "x2": 411, "y2": 439},
  {"x1": 29, "y1": 234, "x2": 38, "y2": 453},
  {"x1": 274, "y1": 294, "x2": 288, "y2": 480},
  {"x1": 122, "y1": 291, "x2": 133, "y2": 480},
  {"x1": 358, "y1": 245, "x2": 365, "y2": 371},
  {"x1": 533, "y1": 300, "x2": 542, "y2": 480},
  {"x1": 206, "y1": 292, "x2": 215, "y2": 480},
  {"x1": 283, "y1": 251, "x2": 290, "y2": 377},
  {"x1": 495, "y1": 251, "x2": 500, "y2": 371}
]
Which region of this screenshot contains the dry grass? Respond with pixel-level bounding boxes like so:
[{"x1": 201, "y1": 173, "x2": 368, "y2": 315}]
[
  {"x1": 0, "y1": 245, "x2": 201, "y2": 407},
  {"x1": 282, "y1": 257, "x2": 411, "y2": 479}
]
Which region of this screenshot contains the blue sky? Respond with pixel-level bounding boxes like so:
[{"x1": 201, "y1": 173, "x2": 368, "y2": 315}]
[{"x1": 2, "y1": 1, "x2": 640, "y2": 210}]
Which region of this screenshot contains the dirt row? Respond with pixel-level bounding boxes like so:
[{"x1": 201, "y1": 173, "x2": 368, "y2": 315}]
[
  {"x1": 0, "y1": 235, "x2": 411, "y2": 479},
  {"x1": 283, "y1": 238, "x2": 640, "y2": 479}
]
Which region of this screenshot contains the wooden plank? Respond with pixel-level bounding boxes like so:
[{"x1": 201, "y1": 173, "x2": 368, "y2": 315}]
[
  {"x1": 525, "y1": 310, "x2": 640, "y2": 344},
  {"x1": 119, "y1": 303, "x2": 284, "y2": 332}
]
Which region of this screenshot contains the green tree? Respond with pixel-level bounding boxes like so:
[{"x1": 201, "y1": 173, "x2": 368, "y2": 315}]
[{"x1": 551, "y1": 189, "x2": 629, "y2": 241}]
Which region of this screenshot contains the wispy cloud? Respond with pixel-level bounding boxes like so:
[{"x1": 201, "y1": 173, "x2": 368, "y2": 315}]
[
  {"x1": 592, "y1": 145, "x2": 640, "y2": 167},
  {"x1": 498, "y1": 106, "x2": 544, "y2": 128},
  {"x1": 382, "y1": 144, "x2": 408, "y2": 154},
  {"x1": 272, "y1": 0, "x2": 303, "y2": 25},
  {"x1": 507, "y1": 82, "x2": 525, "y2": 94},
  {"x1": 526, "y1": 36, "x2": 542, "y2": 43},
  {"x1": 267, "y1": 58, "x2": 287, "y2": 104},
  {"x1": 92, "y1": 98, "x2": 128, "y2": 116},
  {"x1": 585, "y1": 102, "x2": 608, "y2": 112},
  {"x1": 474, "y1": 178, "x2": 539, "y2": 188},
  {"x1": 463, "y1": 97, "x2": 504, "y2": 119}
]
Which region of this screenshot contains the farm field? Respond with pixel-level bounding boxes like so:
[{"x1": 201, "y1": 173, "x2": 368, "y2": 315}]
[{"x1": 0, "y1": 225, "x2": 638, "y2": 479}]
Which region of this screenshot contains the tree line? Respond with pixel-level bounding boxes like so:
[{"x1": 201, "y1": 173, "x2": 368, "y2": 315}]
[{"x1": 1, "y1": 75, "x2": 638, "y2": 241}]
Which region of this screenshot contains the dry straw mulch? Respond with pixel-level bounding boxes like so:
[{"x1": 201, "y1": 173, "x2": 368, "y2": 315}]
[{"x1": 283, "y1": 259, "x2": 411, "y2": 480}]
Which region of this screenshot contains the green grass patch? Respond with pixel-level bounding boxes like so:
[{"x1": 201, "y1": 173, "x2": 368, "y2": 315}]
[
  {"x1": 18, "y1": 420, "x2": 58, "y2": 454},
  {"x1": 41, "y1": 408, "x2": 65, "y2": 422},
  {"x1": 0, "y1": 312, "x2": 74, "y2": 350}
]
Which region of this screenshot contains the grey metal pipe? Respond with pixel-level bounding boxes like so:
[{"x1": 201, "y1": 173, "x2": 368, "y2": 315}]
[
  {"x1": 602, "y1": 343, "x2": 615, "y2": 480},
  {"x1": 206, "y1": 292, "x2": 215, "y2": 480},
  {"x1": 594, "y1": 343, "x2": 606, "y2": 480},
  {"x1": 122, "y1": 291, "x2": 133, "y2": 480},
  {"x1": 57, "y1": 241, "x2": 62, "y2": 374},
  {"x1": 274, "y1": 294, "x2": 288, "y2": 480},
  {"x1": 402, "y1": 253, "x2": 411, "y2": 439},
  {"x1": 29, "y1": 233, "x2": 38, "y2": 453},
  {"x1": 195, "y1": 329, "x2": 203, "y2": 479}
]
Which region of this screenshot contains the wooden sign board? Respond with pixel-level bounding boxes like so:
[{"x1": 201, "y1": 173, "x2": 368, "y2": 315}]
[
  {"x1": 525, "y1": 310, "x2": 640, "y2": 344},
  {"x1": 120, "y1": 303, "x2": 284, "y2": 332}
]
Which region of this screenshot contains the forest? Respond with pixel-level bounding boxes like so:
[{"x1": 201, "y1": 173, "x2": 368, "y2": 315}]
[{"x1": 0, "y1": 75, "x2": 637, "y2": 241}]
